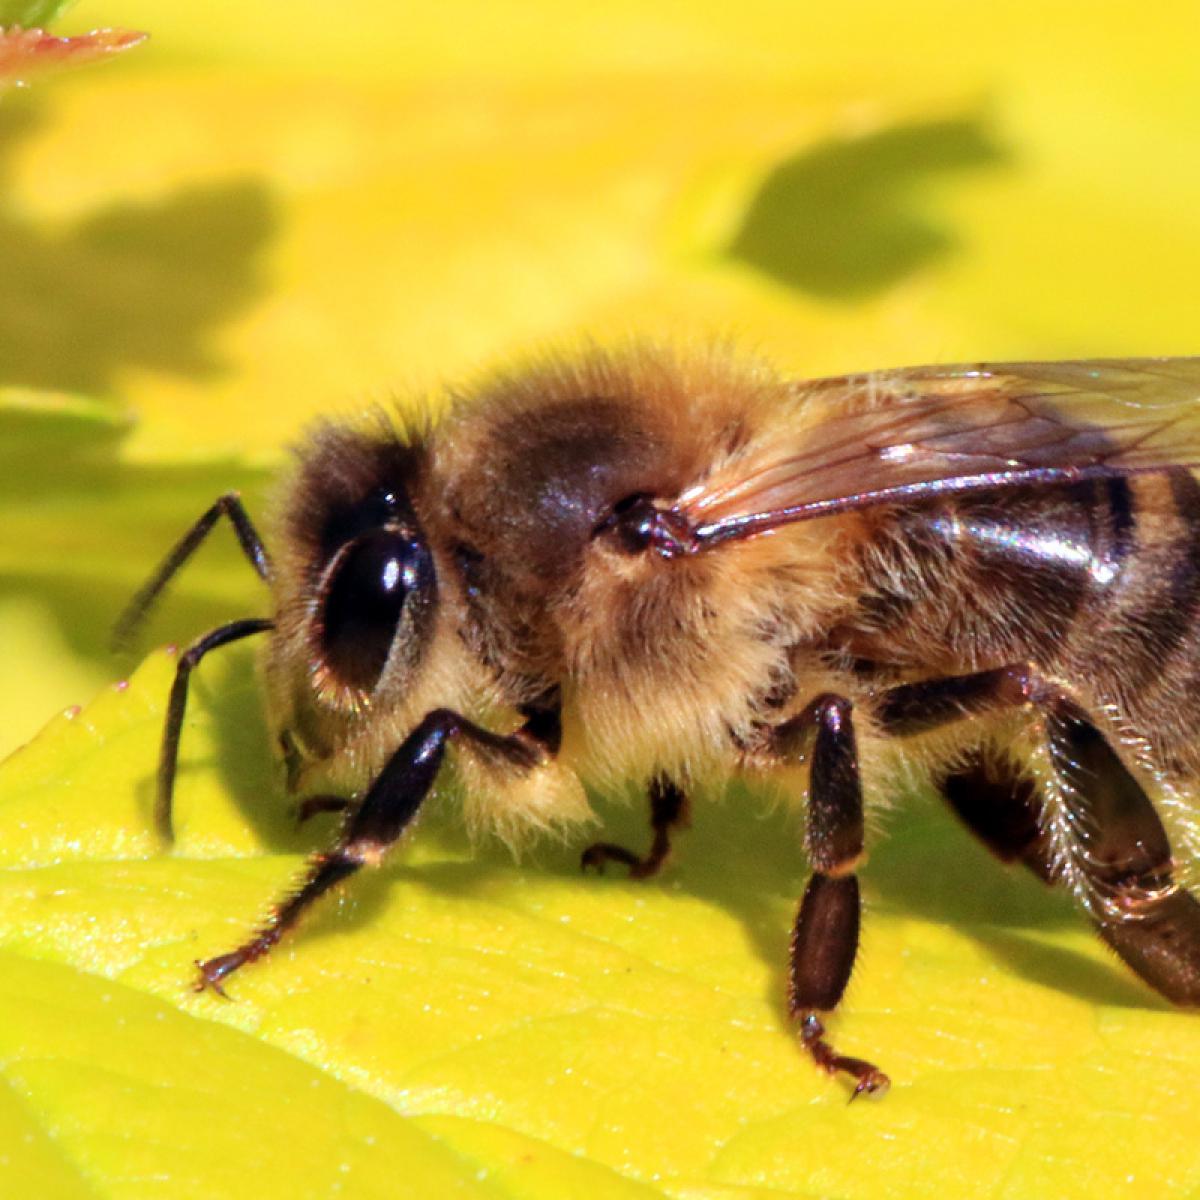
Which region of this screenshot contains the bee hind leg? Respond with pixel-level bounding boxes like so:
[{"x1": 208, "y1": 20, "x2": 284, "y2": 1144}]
[
  {"x1": 581, "y1": 776, "x2": 689, "y2": 879},
  {"x1": 1047, "y1": 705, "x2": 1200, "y2": 1005},
  {"x1": 942, "y1": 725, "x2": 1200, "y2": 1008},
  {"x1": 775, "y1": 694, "x2": 890, "y2": 1098},
  {"x1": 1094, "y1": 887, "x2": 1200, "y2": 1006}
]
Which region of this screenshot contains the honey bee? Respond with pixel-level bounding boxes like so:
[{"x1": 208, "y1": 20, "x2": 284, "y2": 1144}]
[{"x1": 117, "y1": 344, "x2": 1200, "y2": 1097}]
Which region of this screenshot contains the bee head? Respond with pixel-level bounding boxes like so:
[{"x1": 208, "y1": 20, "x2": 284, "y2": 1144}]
[{"x1": 278, "y1": 424, "x2": 438, "y2": 714}]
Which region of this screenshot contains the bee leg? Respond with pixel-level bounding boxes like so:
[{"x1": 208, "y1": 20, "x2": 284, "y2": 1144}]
[
  {"x1": 194, "y1": 707, "x2": 543, "y2": 996},
  {"x1": 1093, "y1": 881, "x2": 1200, "y2": 1005},
  {"x1": 1043, "y1": 704, "x2": 1200, "y2": 1005},
  {"x1": 940, "y1": 745, "x2": 1200, "y2": 1003},
  {"x1": 876, "y1": 663, "x2": 1038, "y2": 736},
  {"x1": 938, "y1": 752, "x2": 1054, "y2": 883},
  {"x1": 112, "y1": 492, "x2": 272, "y2": 652},
  {"x1": 880, "y1": 667, "x2": 1200, "y2": 1006},
  {"x1": 581, "y1": 776, "x2": 689, "y2": 879},
  {"x1": 776, "y1": 694, "x2": 890, "y2": 1098},
  {"x1": 295, "y1": 795, "x2": 352, "y2": 824},
  {"x1": 157, "y1": 617, "x2": 274, "y2": 843}
]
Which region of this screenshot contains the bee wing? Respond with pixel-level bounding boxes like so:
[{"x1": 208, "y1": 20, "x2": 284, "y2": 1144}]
[{"x1": 678, "y1": 358, "x2": 1200, "y2": 547}]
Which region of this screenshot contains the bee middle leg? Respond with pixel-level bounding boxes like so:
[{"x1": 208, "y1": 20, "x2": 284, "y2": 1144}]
[
  {"x1": 774, "y1": 694, "x2": 890, "y2": 1098},
  {"x1": 580, "y1": 776, "x2": 689, "y2": 879},
  {"x1": 879, "y1": 666, "x2": 1200, "y2": 1007}
]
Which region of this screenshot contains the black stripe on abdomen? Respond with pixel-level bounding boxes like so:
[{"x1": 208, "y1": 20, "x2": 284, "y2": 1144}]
[{"x1": 1115, "y1": 472, "x2": 1200, "y2": 691}]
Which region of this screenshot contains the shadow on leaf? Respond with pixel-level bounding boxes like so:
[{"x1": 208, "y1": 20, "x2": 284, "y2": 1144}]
[
  {"x1": 971, "y1": 925, "x2": 1163, "y2": 1011},
  {"x1": 178, "y1": 673, "x2": 1170, "y2": 1017},
  {"x1": 157, "y1": 626, "x2": 1166, "y2": 1019},
  {"x1": 0, "y1": 95, "x2": 277, "y2": 394},
  {"x1": 728, "y1": 114, "x2": 1007, "y2": 299}
]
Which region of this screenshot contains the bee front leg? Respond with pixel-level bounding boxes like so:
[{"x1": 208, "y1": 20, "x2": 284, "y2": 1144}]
[
  {"x1": 194, "y1": 708, "x2": 543, "y2": 995},
  {"x1": 775, "y1": 695, "x2": 890, "y2": 1098},
  {"x1": 117, "y1": 492, "x2": 275, "y2": 843},
  {"x1": 581, "y1": 776, "x2": 689, "y2": 879},
  {"x1": 157, "y1": 618, "x2": 274, "y2": 843}
]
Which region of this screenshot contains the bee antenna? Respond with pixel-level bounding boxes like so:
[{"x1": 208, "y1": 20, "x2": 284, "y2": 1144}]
[{"x1": 112, "y1": 492, "x2": 272, "y2": 654}]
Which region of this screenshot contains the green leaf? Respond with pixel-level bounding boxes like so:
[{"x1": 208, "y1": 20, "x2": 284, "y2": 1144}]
[
  {"x1": 0, "y1": 0, "x2": 75, "y2": 27},
  {"x1": 0, "y1": 385, "x2": 129, "y2": 457},
  {"x1": 0, "y1": 390, "x2": 270, "y2": 759}
]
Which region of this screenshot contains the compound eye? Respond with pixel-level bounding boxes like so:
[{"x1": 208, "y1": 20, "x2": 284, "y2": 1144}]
[{"x1": 318, "y1": 528, "x2": 424, "y2": 694}]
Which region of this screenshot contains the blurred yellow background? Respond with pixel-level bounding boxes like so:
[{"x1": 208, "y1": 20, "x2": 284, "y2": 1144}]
[
  {"x1": 3, "y1": 4, "x2": 1200, "y2": 1197},
  {"x1": 4, "y1": 1, "x2": 1200, "y2": 754}
]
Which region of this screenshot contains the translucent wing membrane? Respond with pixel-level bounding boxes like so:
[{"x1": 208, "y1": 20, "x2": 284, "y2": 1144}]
[{"x1": 676, "y1": 358, "x2": 1200, "y2": 547}]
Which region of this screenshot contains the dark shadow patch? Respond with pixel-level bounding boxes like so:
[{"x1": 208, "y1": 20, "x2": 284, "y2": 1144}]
[
  {"x1": 971, "y1": 926, "x2": 1163, "y2": 1011},
  {"x1": 728, "y1": 115, "x2": 1007, "y2": 299},
  {"x1": 198, "y1": 646, "x2": 307, "y2": 852},
  {"x1": 0, "y1": 94, "x2": 277, "y2": 394},
  {"x1": 867, "y1": 803, "x2": 1074, "y2": 929},
  {"x1": 527, "y1": 782, "x2": 1166, "y2": 1023}
]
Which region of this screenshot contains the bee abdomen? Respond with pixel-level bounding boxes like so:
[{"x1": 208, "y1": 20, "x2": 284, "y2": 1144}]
[
  {"x1": 1093, "y1": 473, "x2": 1200, "y2": 675},
  {"x1": 850, "y1": 478, "x2": 1131, "y2": 670},
  {"x1": 1075, "y1": 471, "x2": 1200, "y2": 768}
]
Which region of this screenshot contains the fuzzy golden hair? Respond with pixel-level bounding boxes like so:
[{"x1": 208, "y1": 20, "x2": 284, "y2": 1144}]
[{"x1": 259, "y1": 343, "x2": 1200, "y2": 883}]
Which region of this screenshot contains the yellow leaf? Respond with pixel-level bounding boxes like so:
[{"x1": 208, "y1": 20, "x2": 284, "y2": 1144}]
[{"x1": 2, "y1": 632, "x2": 1200, "y2": 1197}]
